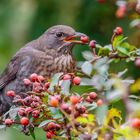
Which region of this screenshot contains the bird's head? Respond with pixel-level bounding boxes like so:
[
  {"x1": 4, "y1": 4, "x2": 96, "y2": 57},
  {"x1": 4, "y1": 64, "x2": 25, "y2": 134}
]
[{"x1": 41, "y1": 25, "x2": 88, "y2": 54}]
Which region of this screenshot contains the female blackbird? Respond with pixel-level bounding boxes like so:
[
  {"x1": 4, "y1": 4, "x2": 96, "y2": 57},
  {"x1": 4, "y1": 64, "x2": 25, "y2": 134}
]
[{"x1": 0, "y1": 25, "x2": 88, "y2": 114}]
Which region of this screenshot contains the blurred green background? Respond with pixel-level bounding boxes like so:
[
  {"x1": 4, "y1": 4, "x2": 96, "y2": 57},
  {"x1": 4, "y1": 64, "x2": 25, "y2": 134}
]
[{"x1": 0, "y1": 0, "x2": 140, "y2": 140}]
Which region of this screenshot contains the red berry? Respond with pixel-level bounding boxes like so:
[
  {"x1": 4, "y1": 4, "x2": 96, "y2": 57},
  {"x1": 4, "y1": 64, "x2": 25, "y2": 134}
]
[
  {"x1": 70, "y1": 95, "x2": 79, "y2": 105},
  {"x1": 4, "y1": 119, "x2": 13, "y2": 126},
  {"x1": 37, "y1": 75, "x2": 45, "y2": 82},
  {"x1": 6, "y1": 90, "x2": 16, "y2": 97},
  {"x1": 89, "y1": 40, "x2": 96, "y2": 48},
  {"x1": 47, "y1": 122, "x2": 56, "y2": 130},
  {"x1": 23, "y1": 78, "x2": 31, "y2": 85},
  {"x1": 131, "y1": 118, "x2": 140, "y2": 128},
  {"x1": 63, "y1": 74, "x2": 71, "y2": 80},
  {"x1": 80, "y1": 36, "x2": 89, "y2": 43},
  {"x1": 89, "y1": 92, "x2": 97, "y2": 99},
  {"x1": 66, "y1": 106, "x2": 72, "y2": 114},
  {"x1": 32, "y1": 110, "x2": 40, "y2": 118},
  {"x1": 96, "y1": 99, "x2": 103, "y2": 106},
  {"x1": 114, "y1": 27, "x2": 123, "y2": 35},
  {"x1": 135, "y1": 58, "x2": 140, "y2": 67},
  {"x1": 49, "y1": 97, "x2": 59, "y2": 107},
  {"x1": 30, "y1": 73, "x2": 38, "y2": 82},
  {"x1": 72, "y1": 76, "x2": 81, "y2": 85},
  {"x1": 44, "y1": 82, "x2": 50, "y2": 89},
  {"x1": 20, "y1": 117, "x2": 29, "y2": 126},
  {"x1": 76, "y1": 106, "x2": 86, "y2": 114},
  {"x1": 46, "y1": 131, "x2": 55, "y2": 139}
]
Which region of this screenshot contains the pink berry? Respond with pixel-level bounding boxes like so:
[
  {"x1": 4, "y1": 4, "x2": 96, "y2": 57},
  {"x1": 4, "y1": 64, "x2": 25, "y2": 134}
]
[
  {"x1": 89, "y1": 92, "x2": 97, "y2": 99},
  {"x1": 37, "y1": 75, "x2": 45, "y2": 82},
  {"x1": 61, "y1": 103, "x2": 69, "y2": 111},
  {"x1": 30, "y1": 73, "x2": 38, "y2": 82},
  {"x1": 18, "y1": 108, "x2": 26, "y2": 116},
  {"x1": 23, "y1": 78, "x2": 31, "y2": 85},
  {"x1": 135, "y1": 58, "x2": 140, "y2": 67},
  {"x1": 96, "y1": 99, "x2": 103, "y2": 106},
  {"x1": 25, "y1": 107, "x2": 32, "y2": 114},
  {"x1": 89, "y1": 40, "x2": 96, "y2": 48},
  {"x1": 63, "y1": 74, "x2": 71, "y2": 80},
  {"x1": 85, "y1": 96, "x2": 93, "y2": 103},
  {"x1": 72, "y1": 76, "x2": 81, "y2": 85},
  {"x1": 6, "y1": 90, "x2": 16, "y2": 97},
  {"x1": 33, "y1": 82, "x2": 41, "y2": 87},
  {"x1": 80, "y1": 36, "x2": 89, "y2": 43},
  {"x1": 4, "y1": 119, "x2": 13, "y2": 126},
  {"x1": 32, "y1": 110, "x2": 40, "y2": 118}
]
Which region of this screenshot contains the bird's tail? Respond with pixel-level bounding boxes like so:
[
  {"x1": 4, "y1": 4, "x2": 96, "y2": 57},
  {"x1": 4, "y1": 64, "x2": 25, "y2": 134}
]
[{"x1": 0, "y1": 89, "x2": 11, "y2": 116}]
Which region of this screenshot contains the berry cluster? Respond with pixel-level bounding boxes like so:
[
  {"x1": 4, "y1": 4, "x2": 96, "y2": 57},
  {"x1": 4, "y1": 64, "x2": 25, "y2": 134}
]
[{"x1": 2, "y1": 73, "x2": 105, "y2": 139}]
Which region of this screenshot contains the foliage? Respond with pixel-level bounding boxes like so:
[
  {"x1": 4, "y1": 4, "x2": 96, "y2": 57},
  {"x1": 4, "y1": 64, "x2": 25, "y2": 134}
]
[{"x1": 0, "y1": 27, "x2": 140, "y2": 140}]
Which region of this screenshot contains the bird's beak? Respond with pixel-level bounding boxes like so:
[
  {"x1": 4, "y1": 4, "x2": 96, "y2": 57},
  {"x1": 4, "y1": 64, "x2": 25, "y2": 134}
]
[{"x1": 64, "y1": 32, "x2": 89, "y2": 44}]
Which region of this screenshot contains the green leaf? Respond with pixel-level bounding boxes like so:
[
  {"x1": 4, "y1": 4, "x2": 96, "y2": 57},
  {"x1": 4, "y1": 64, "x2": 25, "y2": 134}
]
[
  {"x1": 105, "y1": 108, "x2": 122, "y2": 128},
  {"x1": 61, "y1": 80, "x2": 71, "y2": 95},
  {"x1": 76, "y1": 116, "x2": 88, "y2": 124},
  {"x1": 96, "y1": 104, "x2": 108, "y2": 125},
  {"x1": 71, "y1": 85, "x2": 95, "y2": 94},
  {"x1": 117, "y1": 46, "x2": 129, "y2": 56},
  {"x1": 129, "y1": 95, "x2": 140, "y2": 100},
  {"x1": 87, "y1": 114, "x2": 95, "y2": 122},
  {"x1": 29, "y1": 127, "x2": 36, "y2": 140},
  {"x1": 113, "y1": 35, "x2": 124, "y2": 49},
  {"x1": 117, "y1": 69, "x2": 128, "y2": 77},
  {"x1": 98, "y1": 47, "x2": 110, "y2": 56},
  {"x1": 38, "y1": 120, "x2": 54, "y2": 128},
  {"x1": 81, "y1": 61, "x2": 93, "y2": 76},
  {"x1": 49, "y1": 107, "x2": 62, "y2": 119},
  {"x1": 9, "y1": 107, "x2": 19, "y2": 120},
  {"x1": 49, "y1": 73, "x2": 63, "y2": 91},
  {"x1": 0, "y1": 125, "x2": 6, "y2": 130},
  {"x1": 136, "y1": 48, "x2": 140, "y2": 55},
  {"x1": 76, "y1": 114, "x2": 95, "y2": 125},
  {"x1": 82, "y1": 51, "x2": 94, "y2": 61}
]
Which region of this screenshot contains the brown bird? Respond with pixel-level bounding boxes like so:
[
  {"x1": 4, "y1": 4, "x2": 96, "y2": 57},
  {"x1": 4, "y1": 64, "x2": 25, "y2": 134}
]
[{"x1": 0, "y1": 25, "x2": 88, "y2": 114}]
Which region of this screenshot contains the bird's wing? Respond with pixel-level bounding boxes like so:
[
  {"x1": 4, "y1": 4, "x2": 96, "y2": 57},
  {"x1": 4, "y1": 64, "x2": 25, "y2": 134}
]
[
  {"x1": 0, "y1": 55, "x2": 20, "y2": 89},
  {"x1": 0, "y1": 46, "x2": 42, "y2": 90}
]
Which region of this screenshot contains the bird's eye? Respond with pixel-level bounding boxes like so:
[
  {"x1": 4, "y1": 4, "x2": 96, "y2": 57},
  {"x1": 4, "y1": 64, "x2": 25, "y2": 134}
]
[{"x1": 56, "y1": 32, "x2": 64, "y2": 37}]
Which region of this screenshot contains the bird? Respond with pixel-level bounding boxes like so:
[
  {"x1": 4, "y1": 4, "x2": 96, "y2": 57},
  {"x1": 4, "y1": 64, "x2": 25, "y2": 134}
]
[{"x1": 0, "y1": 25, "x2": 88, "y2": 115}]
